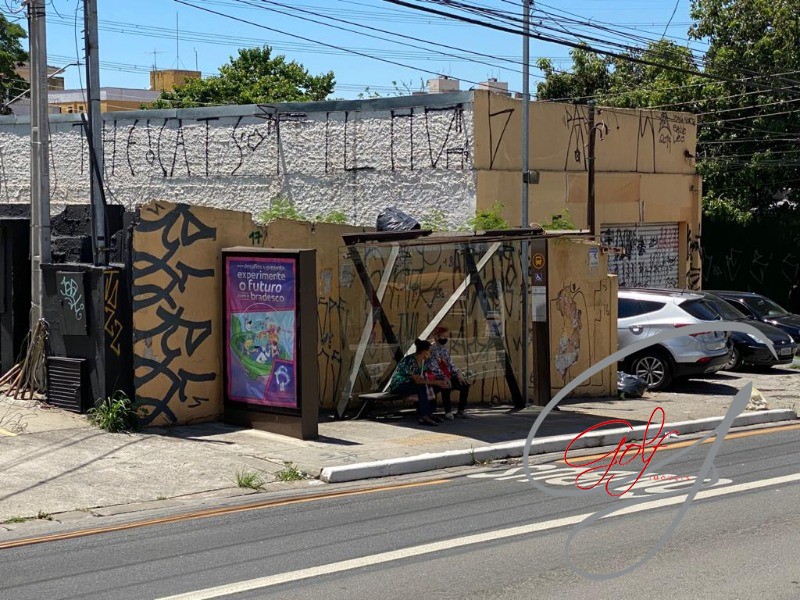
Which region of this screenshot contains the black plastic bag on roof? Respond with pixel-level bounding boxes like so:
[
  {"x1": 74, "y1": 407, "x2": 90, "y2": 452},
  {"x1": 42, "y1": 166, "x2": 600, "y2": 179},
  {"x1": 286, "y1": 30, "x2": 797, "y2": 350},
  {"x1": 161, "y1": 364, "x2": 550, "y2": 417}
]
[
  {"x1": 376, "y1": 206, "x2": 421, "y2": 232},
  {"x1": 617, "y1": 371, "x2": 648, "y2": 398}
]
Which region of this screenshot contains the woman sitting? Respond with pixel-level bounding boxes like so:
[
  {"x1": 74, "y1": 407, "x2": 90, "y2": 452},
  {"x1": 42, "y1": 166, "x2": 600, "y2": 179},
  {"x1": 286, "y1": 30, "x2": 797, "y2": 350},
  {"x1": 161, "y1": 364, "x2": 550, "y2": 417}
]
[{"x1": 389, "y1": 339, "x2": 451, "y2": 426}]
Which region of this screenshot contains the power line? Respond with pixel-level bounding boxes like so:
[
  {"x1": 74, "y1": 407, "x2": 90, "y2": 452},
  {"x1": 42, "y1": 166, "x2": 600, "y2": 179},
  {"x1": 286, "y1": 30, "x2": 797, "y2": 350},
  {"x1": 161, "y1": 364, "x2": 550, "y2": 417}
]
[
  {"x1": 233, "y1": 0, "x2": 528, "y2": 77},
  {"x1": 382, "y1": 0, "x2": 800, "y2": 98},
  {"x1": 174, "y1": 0, "x2": 527, "y2": 94}
]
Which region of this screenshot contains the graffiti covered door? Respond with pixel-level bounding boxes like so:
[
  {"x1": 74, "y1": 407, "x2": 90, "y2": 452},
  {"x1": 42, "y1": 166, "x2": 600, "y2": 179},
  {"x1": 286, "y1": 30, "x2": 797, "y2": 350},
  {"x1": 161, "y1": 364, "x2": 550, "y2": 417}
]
[{"x1": 600, "y1": 223, "x2": 680, "y2": 289}]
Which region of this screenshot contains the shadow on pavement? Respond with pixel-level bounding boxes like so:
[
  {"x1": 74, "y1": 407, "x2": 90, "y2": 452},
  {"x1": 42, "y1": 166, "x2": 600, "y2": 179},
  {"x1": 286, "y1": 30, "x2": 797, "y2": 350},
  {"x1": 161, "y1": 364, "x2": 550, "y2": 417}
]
[{"x1": 354, "y1": 404, "x2": 648, "y2": 445}]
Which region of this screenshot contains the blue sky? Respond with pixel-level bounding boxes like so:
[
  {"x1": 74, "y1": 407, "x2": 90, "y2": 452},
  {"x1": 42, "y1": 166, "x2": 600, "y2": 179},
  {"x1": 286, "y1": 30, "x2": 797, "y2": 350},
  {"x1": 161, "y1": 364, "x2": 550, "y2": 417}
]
[{"x1": 3, "y1": 0, "x2": 705, "y2": 99}]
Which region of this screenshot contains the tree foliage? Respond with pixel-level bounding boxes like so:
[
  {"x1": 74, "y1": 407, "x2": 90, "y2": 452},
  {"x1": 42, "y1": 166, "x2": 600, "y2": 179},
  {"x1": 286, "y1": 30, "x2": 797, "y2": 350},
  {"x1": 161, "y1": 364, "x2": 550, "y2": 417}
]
[
  {"x1": 536, "y1": 1, "x2": 800, "y2": 220},
  {"x1": 0, "y1": 14, "x2": 29, "y2": 114},
  {"x1": 153, "y1": 46, "x2": 334, "y2": 108},
  {"x1": 688, "y1": 0, "x2": 800, "y2": 218}
]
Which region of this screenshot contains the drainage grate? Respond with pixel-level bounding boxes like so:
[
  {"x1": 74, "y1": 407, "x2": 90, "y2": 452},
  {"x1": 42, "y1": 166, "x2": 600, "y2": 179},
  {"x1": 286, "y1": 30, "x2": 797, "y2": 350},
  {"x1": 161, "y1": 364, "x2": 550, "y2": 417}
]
[{"x1": 46, "y1": 357, "x2": 87, "y2": 413}]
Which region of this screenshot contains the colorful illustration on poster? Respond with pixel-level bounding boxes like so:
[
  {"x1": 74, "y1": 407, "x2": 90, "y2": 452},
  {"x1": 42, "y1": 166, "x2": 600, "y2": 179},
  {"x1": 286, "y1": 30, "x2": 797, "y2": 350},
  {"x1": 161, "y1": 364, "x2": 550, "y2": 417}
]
[{"x1": 225, "y1": 256, "x2": 298, "y2": 409}]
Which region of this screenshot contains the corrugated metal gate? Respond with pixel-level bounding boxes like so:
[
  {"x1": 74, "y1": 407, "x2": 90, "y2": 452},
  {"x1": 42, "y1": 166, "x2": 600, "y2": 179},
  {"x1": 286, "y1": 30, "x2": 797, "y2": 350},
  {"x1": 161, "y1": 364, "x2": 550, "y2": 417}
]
[{"x1": 600, "y1": 222, "x2": 680, "y2": 288}]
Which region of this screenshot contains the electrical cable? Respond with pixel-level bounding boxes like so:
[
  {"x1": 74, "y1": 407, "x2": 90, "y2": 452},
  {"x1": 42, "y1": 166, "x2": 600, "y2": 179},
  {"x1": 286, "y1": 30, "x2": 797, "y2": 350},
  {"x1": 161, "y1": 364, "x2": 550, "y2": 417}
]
[{"x1": 174, "y1": 0, "x2": 526, "y2": 94}]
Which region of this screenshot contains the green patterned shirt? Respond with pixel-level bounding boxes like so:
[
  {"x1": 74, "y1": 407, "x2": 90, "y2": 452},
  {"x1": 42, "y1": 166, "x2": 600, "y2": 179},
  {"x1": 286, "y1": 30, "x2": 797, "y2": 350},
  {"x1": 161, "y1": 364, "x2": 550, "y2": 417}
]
[{"x1": 389, "y1": 355, "x2": 425, "y2": 391}]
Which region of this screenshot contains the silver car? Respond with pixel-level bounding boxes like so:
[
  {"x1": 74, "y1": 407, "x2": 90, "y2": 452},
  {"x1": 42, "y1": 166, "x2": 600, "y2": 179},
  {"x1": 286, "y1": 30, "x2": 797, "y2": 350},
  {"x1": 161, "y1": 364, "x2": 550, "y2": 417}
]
[{"x1": 618, "y1": 289, "x2": 730, "y2": 390}]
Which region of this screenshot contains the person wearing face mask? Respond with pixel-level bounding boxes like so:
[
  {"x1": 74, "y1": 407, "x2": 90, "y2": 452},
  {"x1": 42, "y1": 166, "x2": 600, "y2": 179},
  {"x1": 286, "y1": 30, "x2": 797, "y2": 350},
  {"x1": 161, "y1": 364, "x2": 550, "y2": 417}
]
[{"x1": 428, "y1": 326, "x2": 471, "y2": 420}]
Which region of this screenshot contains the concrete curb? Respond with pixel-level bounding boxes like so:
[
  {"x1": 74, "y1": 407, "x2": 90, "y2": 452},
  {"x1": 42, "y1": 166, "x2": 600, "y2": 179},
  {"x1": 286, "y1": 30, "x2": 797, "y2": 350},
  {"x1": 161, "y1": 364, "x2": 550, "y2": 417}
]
[{"x1": 319, "y1": 409, "x2": 797, "y2": 483}]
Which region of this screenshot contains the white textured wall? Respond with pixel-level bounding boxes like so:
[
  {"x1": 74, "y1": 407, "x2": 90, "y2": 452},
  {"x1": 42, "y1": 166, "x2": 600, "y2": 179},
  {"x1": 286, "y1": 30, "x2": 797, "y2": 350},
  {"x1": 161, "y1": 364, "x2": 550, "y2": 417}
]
[{"x1": 0, "y1": 94, "x2": 477, "y2": 228}]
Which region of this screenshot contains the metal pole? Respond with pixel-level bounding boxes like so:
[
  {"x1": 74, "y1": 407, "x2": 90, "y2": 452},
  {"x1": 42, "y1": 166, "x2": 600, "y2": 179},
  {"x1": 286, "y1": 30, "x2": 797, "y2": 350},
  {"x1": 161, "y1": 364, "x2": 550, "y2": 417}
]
[
  {"x1": 28, "y1": 0, "x2": 51, "y2": 325},
  {"x1": 520, "y1": 0, "x2": 531, "y2": 407},
  {"x1": 587, "y1": 100, "x2": 596, "y2": 236},
  {"x1": 85, "y1": 0, "x2": 107, "y2": 266}
]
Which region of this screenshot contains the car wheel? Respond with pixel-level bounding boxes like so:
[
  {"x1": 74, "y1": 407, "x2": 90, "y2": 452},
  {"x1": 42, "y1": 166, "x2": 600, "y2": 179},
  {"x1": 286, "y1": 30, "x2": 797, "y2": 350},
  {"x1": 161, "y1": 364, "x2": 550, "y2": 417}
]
[
  {"x1": 724, "y1": 347, "x2": 741, "y2": 371},
  {"x1": 629, "y1": 353, "x2": 672, "y2": 391}
]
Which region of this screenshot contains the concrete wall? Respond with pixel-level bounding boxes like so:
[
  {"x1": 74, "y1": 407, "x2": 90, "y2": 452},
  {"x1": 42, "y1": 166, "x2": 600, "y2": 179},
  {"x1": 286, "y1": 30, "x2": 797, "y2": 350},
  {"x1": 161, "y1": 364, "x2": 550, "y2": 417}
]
[
  {"x1": 546, "y1": 237, "x2": 617, "y2": 397},
  {"x1": 130, "y1": 200, "x2": 362, "y2": 426},
  {"x1": 0, "y1": 94, "x2": 476, "y2": 229}
]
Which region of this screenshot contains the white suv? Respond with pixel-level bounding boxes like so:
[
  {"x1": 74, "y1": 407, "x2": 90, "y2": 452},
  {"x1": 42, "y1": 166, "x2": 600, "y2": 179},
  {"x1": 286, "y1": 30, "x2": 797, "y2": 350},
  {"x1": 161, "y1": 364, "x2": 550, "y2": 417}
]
[{"x1": 618, "y1": 289, "x2": 730, "y2": 390}]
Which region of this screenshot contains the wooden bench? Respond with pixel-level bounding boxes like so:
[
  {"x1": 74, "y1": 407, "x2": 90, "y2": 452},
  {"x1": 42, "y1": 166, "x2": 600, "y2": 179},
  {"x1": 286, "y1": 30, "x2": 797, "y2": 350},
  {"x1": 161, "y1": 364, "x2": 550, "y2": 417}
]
[{"x1": 354, "y1": 391, "x2": 409, "y2": 419}]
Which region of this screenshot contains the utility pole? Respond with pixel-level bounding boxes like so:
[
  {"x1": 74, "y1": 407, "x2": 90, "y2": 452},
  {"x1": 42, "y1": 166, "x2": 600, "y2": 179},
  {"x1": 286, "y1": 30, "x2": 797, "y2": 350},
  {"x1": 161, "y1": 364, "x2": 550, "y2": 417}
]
[
  {"x1": 28, "y1": 0, "x2": 51, "y2": 325},
  {"x1": 520, "y1": 0, "x2": 531, "y2": 408},
  {"x1": 85, "y1": 0, "x2": 107, "y2": 265},
  {"x1": 587, "y1": 100, "x2": 596, "y2": 236}
]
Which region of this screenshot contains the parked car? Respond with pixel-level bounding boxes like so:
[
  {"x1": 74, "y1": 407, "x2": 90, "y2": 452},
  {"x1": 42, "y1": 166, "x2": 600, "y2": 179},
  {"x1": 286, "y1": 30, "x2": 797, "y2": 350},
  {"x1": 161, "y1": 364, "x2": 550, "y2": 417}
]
[
  {"x1": 617, "y1": 289, "x2": 730, "y2": 390},
  {"x1": 709, "y1": 290, "x2": 800, "y2": 345},
  {"x1": 702, "y1": 293, "x2": 797, "y2": 369}
]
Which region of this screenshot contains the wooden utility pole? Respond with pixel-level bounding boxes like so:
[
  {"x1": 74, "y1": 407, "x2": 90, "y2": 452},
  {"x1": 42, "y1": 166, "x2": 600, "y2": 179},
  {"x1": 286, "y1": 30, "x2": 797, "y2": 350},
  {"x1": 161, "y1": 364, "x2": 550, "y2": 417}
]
[{"x1": 587, "y1": 100, "x2": 597, "y2": 236}]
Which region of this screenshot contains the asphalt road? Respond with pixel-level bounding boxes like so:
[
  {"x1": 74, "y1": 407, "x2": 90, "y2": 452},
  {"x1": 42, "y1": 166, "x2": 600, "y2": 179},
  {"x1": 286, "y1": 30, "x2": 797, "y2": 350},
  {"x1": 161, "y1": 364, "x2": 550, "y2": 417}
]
[{"x1": 1, "y1": 425, "x2": 798, "y2": 600}]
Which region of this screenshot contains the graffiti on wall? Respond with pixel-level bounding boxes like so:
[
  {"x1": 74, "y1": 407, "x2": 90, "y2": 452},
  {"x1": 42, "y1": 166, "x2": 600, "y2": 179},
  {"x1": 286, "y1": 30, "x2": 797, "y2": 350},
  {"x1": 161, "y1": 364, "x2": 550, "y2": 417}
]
[
  {"x1": 601, "y1": 223, "x2": 680, "y2": 289},
  {"x1": 54, "y1": 106, "x2": 471, "y2": 184},
  {"x1": 548, "y1": 280, "x2": 609, "y2": 392},
  {"x1": 553, "y1": 286, "x2": 583, "y2": 382},
  {"x1": 557, "y1": 105, "x2": 696, "y2": 172},
  {"x1": 340, "y1": 241, "x2": 525, "y2": 406},
  {"x1": 686, "y1": 227, "x2": 702, "y2": 290},
  {"x1": 104, "y1": 269, "x2": 123, "y2": 357},
  {"x1": 132, "y1": 202, "x2": 218, "y2": 426},
  {"x1": 59, "y1": 274, "x2": 85, "y2": 321},
  {"x1": 703, "y1": 245, "x2": 800, "y2": 304}
]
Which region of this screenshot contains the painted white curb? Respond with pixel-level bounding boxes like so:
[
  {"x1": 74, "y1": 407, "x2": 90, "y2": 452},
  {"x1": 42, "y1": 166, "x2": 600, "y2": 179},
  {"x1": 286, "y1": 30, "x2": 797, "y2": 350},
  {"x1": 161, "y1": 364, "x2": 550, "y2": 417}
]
[{"x1": 319, "y1": 409, "x2": 797, "y2": 483}]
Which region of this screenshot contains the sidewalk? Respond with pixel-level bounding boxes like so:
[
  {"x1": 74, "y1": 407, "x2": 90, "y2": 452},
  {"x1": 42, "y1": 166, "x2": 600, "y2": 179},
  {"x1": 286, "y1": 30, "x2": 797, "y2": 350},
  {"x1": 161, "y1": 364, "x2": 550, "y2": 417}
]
[{"x1": 0, "y1": 376, "x2": 796, "y2": 531}]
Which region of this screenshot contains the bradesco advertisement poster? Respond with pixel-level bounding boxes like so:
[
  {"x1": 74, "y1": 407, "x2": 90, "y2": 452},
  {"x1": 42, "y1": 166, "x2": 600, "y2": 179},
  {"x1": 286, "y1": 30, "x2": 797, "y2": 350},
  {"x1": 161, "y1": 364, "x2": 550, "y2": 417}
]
[{"x1": 225, "y1": 256, "x2": 298, "y2": 410}]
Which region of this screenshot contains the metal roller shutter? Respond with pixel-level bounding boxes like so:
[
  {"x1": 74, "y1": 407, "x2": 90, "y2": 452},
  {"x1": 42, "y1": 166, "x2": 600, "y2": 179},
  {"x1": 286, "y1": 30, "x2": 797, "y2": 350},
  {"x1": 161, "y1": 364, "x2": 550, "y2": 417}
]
[{"x1": 600, "y1": 222, "x2": 680, "y2": 289}]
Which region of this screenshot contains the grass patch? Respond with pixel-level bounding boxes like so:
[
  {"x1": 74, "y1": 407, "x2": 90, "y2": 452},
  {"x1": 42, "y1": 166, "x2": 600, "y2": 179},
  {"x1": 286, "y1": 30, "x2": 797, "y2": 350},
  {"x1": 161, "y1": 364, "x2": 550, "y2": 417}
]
[
  {"x1": 235, "y1": 469, "x2": 265, "y2": 490},
  {"x1": 3, "y1": 516, "x2": 32, "y2": 524},
  {"x1": 87, "y1": 391, "x2": 139, "y2": 433},
  {"x1": 276, "y1": 462, "x2": 305, "y2": 482},
  {"x1": 2, "y1": 511, "x2": 51, "y2": 524}
]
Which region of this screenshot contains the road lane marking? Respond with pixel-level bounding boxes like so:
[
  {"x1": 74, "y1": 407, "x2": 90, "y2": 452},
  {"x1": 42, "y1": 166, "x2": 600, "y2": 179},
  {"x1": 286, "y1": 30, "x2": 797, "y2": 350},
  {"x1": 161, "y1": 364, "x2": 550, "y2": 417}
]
[
  {"x1": 156, "y1": 472, "x2": 800, "y2": 600},
  {"x1": 558, "y1": 422, "x2": 800, "y2": 465},
  {"x1": 0, "y1": 427, "x2": 17, "y2": 437},
  {"x1": 0, "y1": 479, "x2": 448, "y2": 550}
]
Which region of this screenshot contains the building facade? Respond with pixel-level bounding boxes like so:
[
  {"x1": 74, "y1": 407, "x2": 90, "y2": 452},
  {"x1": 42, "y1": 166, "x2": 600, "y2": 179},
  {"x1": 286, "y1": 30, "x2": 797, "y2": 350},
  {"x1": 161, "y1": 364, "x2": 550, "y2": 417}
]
[{"x1": 0, "y1": 90, "x2": 700, "y2": 288}]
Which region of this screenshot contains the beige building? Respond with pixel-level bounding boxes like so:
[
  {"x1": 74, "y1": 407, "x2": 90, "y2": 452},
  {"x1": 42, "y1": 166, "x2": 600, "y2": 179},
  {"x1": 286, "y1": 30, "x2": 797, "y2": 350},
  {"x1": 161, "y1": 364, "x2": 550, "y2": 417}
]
[
  {"x1": 14, "y1": 62, "x2": 66, "y2": 91},
  {"x1": 150, "y1": 69, "x2": 201, "y2": 92},
  {"x1": 47, "y1": 87, "x2": 162, "y2": 113},
  {"x1": 472, "y1": 91, "x2": 701, "y2": 289}
]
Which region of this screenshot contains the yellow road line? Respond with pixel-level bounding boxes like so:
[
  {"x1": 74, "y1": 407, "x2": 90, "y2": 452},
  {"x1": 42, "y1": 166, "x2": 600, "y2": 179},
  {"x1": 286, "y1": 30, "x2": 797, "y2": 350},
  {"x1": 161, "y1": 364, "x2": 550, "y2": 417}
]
[
  {"x1": 0, "y1": 427, "x2": 17, "y2": 437},
  {"x1": 0, "y1": 478, "x2": 448, "y2": 550},
  {"x1": 558, "y1": 422, "x2": 800, "y2": 465}
]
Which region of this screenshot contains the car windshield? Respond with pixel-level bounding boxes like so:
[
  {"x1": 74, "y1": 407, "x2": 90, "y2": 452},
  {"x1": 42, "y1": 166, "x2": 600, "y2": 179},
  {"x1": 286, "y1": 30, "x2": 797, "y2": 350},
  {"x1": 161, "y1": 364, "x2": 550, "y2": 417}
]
[
  {"x1": 705, "y1": 295, "x2": 748, "y2": 321},
  {"x1": 740, "y1": 295, "x2": 789, "y2": 318}
]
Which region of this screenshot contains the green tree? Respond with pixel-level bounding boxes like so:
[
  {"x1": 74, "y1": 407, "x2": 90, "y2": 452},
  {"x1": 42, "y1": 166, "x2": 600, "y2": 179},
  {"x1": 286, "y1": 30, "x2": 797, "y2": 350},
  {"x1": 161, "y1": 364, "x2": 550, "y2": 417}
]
[
  {"x1": 536, "y1": 41, "x2": 702, "y2": 110},
  {"x1": 152, "y1": 46, "x2": 334, "y2": 108},
  {"x1": 0, "y1": 15, "x2": 29, "y2": 114},
  {"x1": 536, "y1": 47, "x2": 612, "y2": 104},
  {"x1": 688, "y1": 0, "x2": 800, "y2": 218}
]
